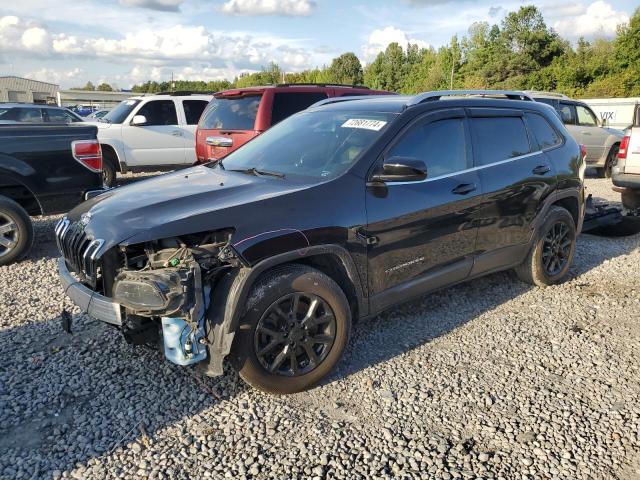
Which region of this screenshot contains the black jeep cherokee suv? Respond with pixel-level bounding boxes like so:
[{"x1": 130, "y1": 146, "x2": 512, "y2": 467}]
[{"x1": 57, "y1": 90, "x2": 585, "y2": 394}]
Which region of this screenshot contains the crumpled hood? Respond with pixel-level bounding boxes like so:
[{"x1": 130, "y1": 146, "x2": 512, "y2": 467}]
[{"x1": 68, "y1": 165, "x2": 311, "y2": 252}]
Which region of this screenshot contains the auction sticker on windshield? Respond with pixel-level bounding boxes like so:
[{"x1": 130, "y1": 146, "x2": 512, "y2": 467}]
[{"x1": 341, "y1": 119, "x2": 387, "y2": 131}]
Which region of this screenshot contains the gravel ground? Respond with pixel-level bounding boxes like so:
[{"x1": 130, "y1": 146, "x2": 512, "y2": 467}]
[{"x1": 1, "y1": 176, "x2": 639, "y2": 479}]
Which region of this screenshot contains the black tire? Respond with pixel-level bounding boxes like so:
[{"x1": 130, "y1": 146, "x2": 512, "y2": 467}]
[
  {"x1": 621, "y1": 189, "x2": 640, "y2": 210},
  {"x1": 230, "y1": 264, "x2": 351, "y2": 394},
  {"x1": 515, "y1": 206, "x2": 576, "y2": 287},
  {"x1": 0, "y1": 196, "x2": 34, "y2": 267},
  {"x1": 600, "y1": 144, "x2": 619, "y2": 178},
  {"x1": 102, "y1": 150, "x2": 118, "y2": 187}
]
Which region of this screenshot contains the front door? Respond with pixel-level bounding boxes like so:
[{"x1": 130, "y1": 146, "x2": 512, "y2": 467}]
[
  {"x1": 122, "y1": 99, "x2": 186, "y2": 167},
  {"x1": 560, "y1": 101, "x2": 608, "y2": 164},
  {"x1": 365, "y1": 109, "x2": 481, "y2": 311}
]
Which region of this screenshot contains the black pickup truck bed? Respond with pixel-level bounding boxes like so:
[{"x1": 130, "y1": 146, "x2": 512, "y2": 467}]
[{"x1": 0, "y1": 124, "x2": 103, "y2": 265}]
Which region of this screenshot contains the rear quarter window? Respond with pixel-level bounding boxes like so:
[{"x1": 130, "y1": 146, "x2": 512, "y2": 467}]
[
  {"x1": 525, "y1": 113, "x2": 562, "y2": 150},
  {"x1": 199, "y1": 95, "x2": 262, "y2": 130},
  {"x1": 472, "y1": 116, "x2": 531, "y2": 166},
  {"x1": 270, "y1": 92, "x2": 329, "y2": 125}
]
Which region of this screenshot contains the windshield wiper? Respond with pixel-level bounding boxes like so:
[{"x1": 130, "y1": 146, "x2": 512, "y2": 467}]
[{"x1": 229, "y1": 167, "x2": 285, "y2": 178}]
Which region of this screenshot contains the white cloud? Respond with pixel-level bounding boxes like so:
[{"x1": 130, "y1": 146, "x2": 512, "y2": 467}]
[
  {"x1": 220, "y1": 0, "x2": 316, "y2": 16},
  {"x1": 550, "y1": 1, "x2": 629, "y2": 38},
  {"x1": 25, "y1": 67, "x2": 83, "y2": 85},
  {"x1": 118, "y1": 0, "x2": 183, "y2": 11},
  {"x1": 362, "y1": 26, "x2": 428, "y2": 61}
]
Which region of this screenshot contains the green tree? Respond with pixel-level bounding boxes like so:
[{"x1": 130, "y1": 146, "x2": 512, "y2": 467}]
[
  {"x1": 328, "y1": 52, "x2": 363, "y2": 85},
  {"x1": 96, "y1": 83, "x2": 113, "y2": 91},
  {"x1": 614, "y1": 8, "x2": 640, "y2": 70}
]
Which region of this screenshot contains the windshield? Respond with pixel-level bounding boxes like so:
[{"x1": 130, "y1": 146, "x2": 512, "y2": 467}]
[
  {"x1": 199, "y1": 95, "x2": 262, "y2": 130},
  {"x1": 216, "y1": 110, "x2": 395, "y2": 180},
  {"x1": 102, "y1": 99, "x2": 141, "y2": 124}
]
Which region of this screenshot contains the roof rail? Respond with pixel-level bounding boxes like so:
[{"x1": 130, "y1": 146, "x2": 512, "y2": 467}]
[
  {"x1": 407, "y1": 90, "x2": 533, "y2": 106},
  {"x1": 155, "y1": 91, "x2": 215, "y2": 96},
  {"x1": 309, "y1": 94, "x2": 387, "y2": 109},
  {"x1": 275, "y1": 83, "x2": 370, "y2": 89},
  {"x1": 523, "y1": 90, "x2": 570, "y2": 99}
]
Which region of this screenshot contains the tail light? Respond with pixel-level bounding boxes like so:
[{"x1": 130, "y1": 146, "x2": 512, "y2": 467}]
[
  {"x1": 72, "y1": 140, "x2": 102, "y2": 172},
  {"x1": 618, "y1": 133, "x2": 630, "y2": 160},
  {"x1": 579, "y1": 144, "x2": 587, "y2": 161}
]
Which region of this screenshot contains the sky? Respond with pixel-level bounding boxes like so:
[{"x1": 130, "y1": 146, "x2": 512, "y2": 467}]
[{"x1": 0, "y1": 0, "x2": 636, "y2": 89}]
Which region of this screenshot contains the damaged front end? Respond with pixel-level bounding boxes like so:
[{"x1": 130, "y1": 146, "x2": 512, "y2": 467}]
[{"x1": 58, "y1": 223, "x2": 243, "y2": 373}]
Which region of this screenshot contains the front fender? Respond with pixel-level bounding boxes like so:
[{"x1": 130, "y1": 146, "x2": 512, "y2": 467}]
[{"x1": 201, "y1": 244, "x2": 365, "y2": 377}]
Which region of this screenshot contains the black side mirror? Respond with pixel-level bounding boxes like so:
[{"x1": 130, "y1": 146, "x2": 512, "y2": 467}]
[{"x1": 369, "y1": 156, "x2": 427, "y2": 183}]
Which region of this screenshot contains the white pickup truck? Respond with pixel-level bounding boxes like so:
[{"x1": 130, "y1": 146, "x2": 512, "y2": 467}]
[
  {"x1": 91, "y1": 93, "x2": 212, "y2": 186},
  {"x1": 612, "y1": 103, "x2": 640, "y2": 210}
]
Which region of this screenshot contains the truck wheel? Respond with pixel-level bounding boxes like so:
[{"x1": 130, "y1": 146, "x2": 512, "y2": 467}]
[
  {"x1": 621, "y1": 189, "x2": 640, "y2": 210},
  {"x1": 231, "y1": 265, "x2": 351, "y2": 394},
  {"x1": 102, "y1": 158, "x2": 117, "y2": 188},
  {"x1": 515, "y1": 206, "x2": 576, "y2": 287},
  {"x1": 0, "y1": 196, "x2": 34, "y2": 267},
  {"x1": 599, "y1": 145, "x2": 619, "y2": 178}
]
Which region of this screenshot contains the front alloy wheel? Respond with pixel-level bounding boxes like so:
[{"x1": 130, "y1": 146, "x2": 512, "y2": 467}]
[
  {"x1": 254, "y1": 292, "x2": 337, "y2": 377},
  {"x1": 231, "y1": 265, "x2": 351, "y2": 394}
]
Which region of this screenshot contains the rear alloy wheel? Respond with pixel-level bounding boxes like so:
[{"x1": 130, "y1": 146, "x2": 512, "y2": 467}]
[
  {"x1": 515, "y1": 206, "x2": 576, "y2": 286},
  {"x1": 0, "y1": 196, "x2": 34, "y2": 267},
  {"x1": 231, "y1": 265, "x2": 351, "y2": 394}
]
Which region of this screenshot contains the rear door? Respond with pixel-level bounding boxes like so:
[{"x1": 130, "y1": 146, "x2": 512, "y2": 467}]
[
  {"x1": 470, "y1": 109, "x2": 557, "y2": 273},
  {"x1": 180, "y1": 99, "x2": 210, "y2": 164},
  {"x1": 122, "y1": 99, "x2": 185, "y2": 166},
  {"x1": 196, "y1": 93, "x2": 263, "y2": 162},
  {"x1": 366, "y1": 108, "x2": 481, "y2": 310},
  {"x1": 574, "y1": 103, "x2": 608, "y2": 163}
]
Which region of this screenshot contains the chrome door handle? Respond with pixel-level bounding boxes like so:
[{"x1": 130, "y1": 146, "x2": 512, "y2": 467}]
[
  {"x1": 580, "y1": 131, "x2": 592, "y2": 135},
  {"x1": 206, "y1": 136, "x2": 233, "y2": 147}
]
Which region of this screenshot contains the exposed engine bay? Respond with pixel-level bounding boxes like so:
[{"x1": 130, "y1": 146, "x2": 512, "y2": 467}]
[{"x1": 106, "y1": 229, "x2": 240, "y2": 368}]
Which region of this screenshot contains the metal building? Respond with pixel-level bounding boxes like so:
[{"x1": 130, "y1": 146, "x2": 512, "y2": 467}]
[{"x1": 0, "y1": 76, "x2": 59, "y2": 104}]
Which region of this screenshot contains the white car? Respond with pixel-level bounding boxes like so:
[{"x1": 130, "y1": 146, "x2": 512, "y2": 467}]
[
  {"x1": 612, "y1": 103, "x2": 640, "y2": 210},
  {"x1": 527, "y1": 91, "x2": 625, "y2": 177},
  {"x1": 93, "y1": 93, "x2": 212, "y2": 186}
]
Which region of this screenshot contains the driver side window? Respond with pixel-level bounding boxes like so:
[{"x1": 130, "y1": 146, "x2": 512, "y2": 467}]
[
  {"x1": 576, "y1": 105, "x2": 597, "y2": 127},
  {"x1": 389, "y1": 118, "x2": 469, "y2": 178}
]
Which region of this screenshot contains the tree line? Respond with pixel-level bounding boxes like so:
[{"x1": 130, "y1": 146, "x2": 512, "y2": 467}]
[{"x1": 130, "y1": 5, "x2": 640, "y2": 98}]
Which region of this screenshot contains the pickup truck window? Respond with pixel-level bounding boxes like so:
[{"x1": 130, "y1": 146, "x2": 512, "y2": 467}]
[
  {"x1": 102, "y1": 100, "x2": 141, "y2": 124},
  {"x1": 137, "y1": 100, "x2": 178, "y2": 126},
  {"x1": 199, "y1": 95, "x2": 262, "y2": 130},
  {"x1": 576, "y1": 105, "x2": 597, "y2": 127},
  {"x1": 46, "y1": 109, "x2": 78, "y2": 123},
  {"x1": 183, "y1": 100, "x2": 209, "y2": 125},
  {"x1": 16, "y1": 108, "x2": 44, "y2": 123}
]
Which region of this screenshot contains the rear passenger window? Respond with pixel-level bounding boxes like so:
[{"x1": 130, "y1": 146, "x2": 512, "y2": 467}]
[
  {"x1": 182, "y1": 100, "x2": 208, "y2": 125},
  {"x1": 16, "y1": 108, "x2": 43, "y2": 123},
  {"x1": 472, "y1": 117, "x2": 530, "y2": 166},
  {"x1": 389, "y1": 118, "x2": 468, "y2": 178},
  {"x1": 137, "y1": 100, "x2": 178, "y2": 126},
  {"x1": 557, "y1": 102, "x2": 576, "y2": 125},
  {"x1": 526, "y1": 113, "x2": 561, "y2": 149},
  {"x1": 271, "y1": 92, "x2": 328, "y2": 125}
]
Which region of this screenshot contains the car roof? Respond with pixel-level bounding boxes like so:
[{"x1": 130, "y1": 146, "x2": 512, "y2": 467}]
[
  {"x1": 309, "y1": 90, "x2": 544, "y2": 114},
  {"x1": 215, "y1": 84, "x2": 376, "y2": 96}
]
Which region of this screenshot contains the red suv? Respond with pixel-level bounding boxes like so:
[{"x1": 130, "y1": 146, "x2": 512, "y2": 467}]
[{"x1": 195, "y1": 84, "x2": 393, "y2": 163}]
